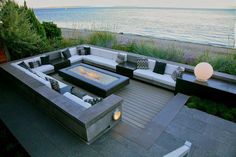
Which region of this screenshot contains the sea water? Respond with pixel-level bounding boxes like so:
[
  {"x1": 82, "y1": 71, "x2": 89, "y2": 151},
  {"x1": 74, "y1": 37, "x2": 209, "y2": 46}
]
[{"x1": 34, "y1": 7, "x2": 236, "y2": 48}]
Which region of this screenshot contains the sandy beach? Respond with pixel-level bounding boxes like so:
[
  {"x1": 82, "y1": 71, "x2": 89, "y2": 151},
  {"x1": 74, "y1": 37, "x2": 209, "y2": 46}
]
[{"x1": 61, "y1": 28, "x2": 236, "y2": 58}]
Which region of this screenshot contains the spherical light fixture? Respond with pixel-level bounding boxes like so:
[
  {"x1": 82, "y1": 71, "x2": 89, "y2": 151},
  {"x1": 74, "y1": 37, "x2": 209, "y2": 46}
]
[
  {"x1": 113, "y1": 109, "x2": 121, "y2": 121},
  {"x1": 194, "y1": 62, "x2": 213, "y2": 82}
]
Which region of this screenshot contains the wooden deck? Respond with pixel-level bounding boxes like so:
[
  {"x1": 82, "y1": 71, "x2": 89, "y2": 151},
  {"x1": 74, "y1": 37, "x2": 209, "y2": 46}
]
[
  {"x1": 51, "y1": 74, "x2": 174, "y2": 129},
  {"x1": 115, "y1": 80, "x2": 173, "y2": 129}
]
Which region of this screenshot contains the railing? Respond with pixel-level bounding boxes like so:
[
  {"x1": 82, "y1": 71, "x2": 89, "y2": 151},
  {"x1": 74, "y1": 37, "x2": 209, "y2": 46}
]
[{"x1": 163, "y1": 141, "x2": 192, "y2": 157}]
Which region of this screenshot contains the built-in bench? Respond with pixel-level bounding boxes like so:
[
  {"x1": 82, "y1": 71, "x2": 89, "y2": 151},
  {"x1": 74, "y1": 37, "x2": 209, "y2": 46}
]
[{"x1": 2, "y1": 44, "x2": 188, "y2": 143}]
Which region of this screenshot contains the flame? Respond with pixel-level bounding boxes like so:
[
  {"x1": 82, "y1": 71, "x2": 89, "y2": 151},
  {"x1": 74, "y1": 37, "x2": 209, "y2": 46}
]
[{"x1": 79, "y1": 67, "x2": 101, "y2": 80}]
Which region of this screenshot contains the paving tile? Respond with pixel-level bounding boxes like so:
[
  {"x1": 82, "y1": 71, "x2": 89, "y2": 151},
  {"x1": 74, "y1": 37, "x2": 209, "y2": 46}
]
[
  {"x1": 154, "y1": 132, "x2": 185, "y2": 152},
  {"x1": 67, "y1": 145, "x2": 103, "y2": 157},
  {"x1": 91, "y1": 132, "x2": 143, "y2": 157},
  {"x1": 203, "y1": 124, "x2": 236, "y2": 146},
  {"x1": 171, "y1": 110, "x2": 207, "y2": 133},
  {"x1": 146, "y1": 144, "x2": 169, "y2": 157},
  {"x1": 215, "y1": 141, "x2": 236, "y2": 157},
  {"x1": 33, "y1": 121, "x2": 86, "y2": 155},
  {"x1": 165, "y1": 122, "x2": 202, "y2": 145},
  {"x1": 206, "y1": 115, "x2": 236, "y2": 134},
  {"x1": 189, "y1": 145, "x2": 220, "y2": 157},
  {"x1": 109, "y1": 131, "x2": 150, "y2": 156},
  {"x1": 13, "y1": 125, "x2": 67, "y2": 157}
]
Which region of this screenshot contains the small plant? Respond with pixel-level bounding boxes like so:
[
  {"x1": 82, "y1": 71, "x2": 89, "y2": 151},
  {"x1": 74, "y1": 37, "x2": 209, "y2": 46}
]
[{"x1": 187, "y1": 96, "x2": 236, "y2": 123}]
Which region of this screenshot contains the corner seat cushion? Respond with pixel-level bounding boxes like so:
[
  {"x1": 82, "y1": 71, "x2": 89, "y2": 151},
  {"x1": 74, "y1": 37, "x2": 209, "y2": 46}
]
[
  {"x1": 68, "y1": 55, "x2": 83, "y2": 64},
  {"x1": 63, "y1": 92, "x2": 91, "y2": 109},
  {"x1": 83, "y1": 55, "x2": 118, "y2": 69},
  {"x1": 32, "y1": 64, "x2": 54, "y2": 73}
]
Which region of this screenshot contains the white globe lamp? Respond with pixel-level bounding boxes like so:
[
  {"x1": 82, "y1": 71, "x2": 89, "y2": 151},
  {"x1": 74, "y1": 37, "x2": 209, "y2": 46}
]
[{"x1": 194, "y1": 62, "x2": 213, "y2": 82}]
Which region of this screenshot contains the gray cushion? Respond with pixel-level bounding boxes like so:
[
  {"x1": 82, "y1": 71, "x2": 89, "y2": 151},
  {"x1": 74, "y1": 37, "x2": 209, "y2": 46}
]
[
  {"x1": 137, "y1": 58, "x2": 149, "y2": 69},
  {"x1": 29, "y1": 60, "x2": 41, "y2": 69},
  {"x1": 77, "y1": 46, "x2": 85, "y2": 55},
  {"x1": 171, "y1": 67, "x2": 184, "y2": 81},
  {"x1": 116, "y1": 53, "x2": 126, "y2": 64}
]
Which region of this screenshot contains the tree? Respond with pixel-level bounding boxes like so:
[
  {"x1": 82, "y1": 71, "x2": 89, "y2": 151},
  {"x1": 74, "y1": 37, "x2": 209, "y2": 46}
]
[
  {"x1": 42, "y1": 22, "x2": 62, "y2": 40},
  {"x1": 0, "y1": 0, "x2": 47, "y2": 59},
  {"x1": 20, "y1": 1, "x2": 47, "y2": 39}
]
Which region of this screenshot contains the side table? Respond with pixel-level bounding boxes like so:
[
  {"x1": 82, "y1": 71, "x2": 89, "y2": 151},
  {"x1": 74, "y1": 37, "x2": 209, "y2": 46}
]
[
  {"x1": 50, "y1": 59, "x2": 71, "y2": 71},
  {"x1": 116, "y1": 62, "x2": 137, "y2": 78}
]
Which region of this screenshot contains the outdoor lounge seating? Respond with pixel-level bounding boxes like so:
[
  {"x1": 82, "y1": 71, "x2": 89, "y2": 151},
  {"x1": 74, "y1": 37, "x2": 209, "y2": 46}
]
[
  {"x1": 7, "y1": 46, "x2": 126, "y2": 144},
  {"x1": 6, "y1": 44, "x2": 187, "y2": 144},
  {"x1": 11, "y1": 45, "x2": 184, "y2": 92},
  {"x1": 134, "y1": 59, "x2": 185, "y2": 90},
  {"x1": 11, "y1": 62, "x2": 71, "y2": 94},
  {"x1": 16, "y1": 56, "x2": 55, "y2": 74}
]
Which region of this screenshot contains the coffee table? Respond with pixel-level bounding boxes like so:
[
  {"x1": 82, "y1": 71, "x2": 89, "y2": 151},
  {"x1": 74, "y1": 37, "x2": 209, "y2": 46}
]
[{"x1": 59, "y1": 63, "x2": 129, "y2": 97}]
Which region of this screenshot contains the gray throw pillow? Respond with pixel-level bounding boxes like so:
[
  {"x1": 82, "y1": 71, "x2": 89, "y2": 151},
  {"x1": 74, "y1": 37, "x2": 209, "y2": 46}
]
[
  {"x1": 28, "y1": 60, "x2": 41, "y2": 69},
  {"x1": 45, "y1": 77, "x2": 60, "y2": 92},
  {"x1": 77, "y1": 46, "x2": 85, "y2": 55},
  {"x1": 171, "y1": 67, "x2": 184, "y2": 81},
  {"x1": 116, "y1": 53, "x2": 126, "y2": 64},
  {"x1": 137, "y1": 58, "x2": 149, "y2": 69}
]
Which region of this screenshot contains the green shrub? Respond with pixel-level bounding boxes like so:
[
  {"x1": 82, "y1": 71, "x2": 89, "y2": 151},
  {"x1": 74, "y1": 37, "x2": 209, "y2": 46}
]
[
  {"x1": 47, "y1": 38, "x2": 85, "y2": 50},
  {"x1": 87, "y1": 31, "x2": 117, "y2": 48},
  {"x1": 210, "y1": 54, "x2": 236, "y2": 75},
  {"x1": 187, "y1": 96, "x2": 236, "y2": 123},
  {"x1": 0, "y1": 0, "x2": 48, "y2": 59},
  {"x1": 194, "y1": 52, "x2": 236, "y2": 75},
  {"x1": 42, "y1": 22, "x2": 62, "y2": 40},
  {"x1": 112, "y1": 43, "x2": 135, "y2": 52}
]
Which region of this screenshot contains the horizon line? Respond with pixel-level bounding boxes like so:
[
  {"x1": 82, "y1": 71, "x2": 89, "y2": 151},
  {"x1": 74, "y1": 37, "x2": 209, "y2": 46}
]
[{"x1": 33, "y1": 6, "x2": 236, "y2": 10}]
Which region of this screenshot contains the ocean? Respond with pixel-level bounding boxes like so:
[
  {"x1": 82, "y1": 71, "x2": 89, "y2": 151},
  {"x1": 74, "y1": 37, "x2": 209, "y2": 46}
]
[{"x1": 34, "y1": 7, "x2": 236, "y2": 48}]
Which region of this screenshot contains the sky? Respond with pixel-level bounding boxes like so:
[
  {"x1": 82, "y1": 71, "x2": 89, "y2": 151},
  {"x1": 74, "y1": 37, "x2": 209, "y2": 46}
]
[{"x1": 16, "y1": 0, "x2": 236, "y2": 9}]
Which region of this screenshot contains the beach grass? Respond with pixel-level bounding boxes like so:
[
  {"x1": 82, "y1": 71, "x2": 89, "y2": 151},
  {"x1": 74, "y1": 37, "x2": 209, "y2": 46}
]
[
  {"x1": 87, "y1": 31, "x2": 117, "y2": 48},
  {"x1": 59, "y1": 31, "x2": 236, "y2": 75}
]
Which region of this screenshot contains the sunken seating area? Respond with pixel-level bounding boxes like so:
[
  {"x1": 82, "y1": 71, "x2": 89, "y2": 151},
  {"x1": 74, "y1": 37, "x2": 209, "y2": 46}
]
[{"x1": 0, "y1": 44, "x2": 185, "y2": 144}]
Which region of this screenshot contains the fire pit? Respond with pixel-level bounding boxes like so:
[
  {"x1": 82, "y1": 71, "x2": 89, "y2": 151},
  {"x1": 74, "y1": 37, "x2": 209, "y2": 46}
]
[{"x1": 59, "y1": 63, "x2": 129, "y2": 97}]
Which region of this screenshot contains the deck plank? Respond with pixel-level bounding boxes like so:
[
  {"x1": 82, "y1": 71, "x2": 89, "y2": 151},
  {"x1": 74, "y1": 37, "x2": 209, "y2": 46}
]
[{"x1": 115, "y1": 80, "x2": 174, "y2": 129}]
